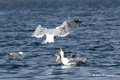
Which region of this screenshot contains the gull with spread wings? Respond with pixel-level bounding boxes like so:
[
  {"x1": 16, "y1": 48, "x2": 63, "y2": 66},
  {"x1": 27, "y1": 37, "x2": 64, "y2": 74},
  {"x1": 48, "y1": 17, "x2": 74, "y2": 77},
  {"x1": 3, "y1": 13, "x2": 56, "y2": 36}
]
[{"x1": 32, "y1": 20, "x2": 81, "y2": 44}]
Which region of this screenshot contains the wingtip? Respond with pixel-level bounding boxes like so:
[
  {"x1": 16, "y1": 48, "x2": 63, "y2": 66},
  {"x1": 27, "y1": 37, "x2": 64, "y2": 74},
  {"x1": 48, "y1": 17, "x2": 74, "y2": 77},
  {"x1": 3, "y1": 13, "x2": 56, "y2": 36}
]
[{"x1": 74, "y1": 20, "x2": 82, "y2": 23}]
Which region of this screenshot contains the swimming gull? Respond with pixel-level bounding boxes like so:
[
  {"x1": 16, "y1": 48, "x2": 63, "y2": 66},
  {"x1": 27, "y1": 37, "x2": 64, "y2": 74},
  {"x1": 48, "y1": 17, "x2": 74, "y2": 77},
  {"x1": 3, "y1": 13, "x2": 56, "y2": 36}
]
[
  {"x1": 32, "y1": 20, "x2": 81, "y2": 44},
  {"x1": 7, "y1": 52, "x2": 27, "y2": 59},
  {"x1": 59, "y1": 48, "x2": 86, "y2": 66},
  {"x1": 55, "y1": 52, "x2": 76, "y2": 63}
]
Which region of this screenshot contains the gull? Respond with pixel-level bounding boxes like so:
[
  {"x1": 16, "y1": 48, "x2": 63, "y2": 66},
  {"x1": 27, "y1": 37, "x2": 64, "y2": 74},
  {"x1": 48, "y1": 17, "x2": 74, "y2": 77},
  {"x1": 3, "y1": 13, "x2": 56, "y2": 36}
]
[
  {"x1": 32, "y1": 20, "x2": 81, "y2": 44},
  {"x1": 54, "y1": 52, "x2": 76, "y2": 64},
  {"x1": 59, "y1": 48, "x2": 86, "y2": 66},
  {"x1": 7, "y1": 52, "x2": 27, "y2": 60}
]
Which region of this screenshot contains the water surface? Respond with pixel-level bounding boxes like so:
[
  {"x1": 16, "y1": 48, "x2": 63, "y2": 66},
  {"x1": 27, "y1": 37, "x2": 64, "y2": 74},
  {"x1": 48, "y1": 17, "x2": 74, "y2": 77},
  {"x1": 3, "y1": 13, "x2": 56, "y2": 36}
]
[{"x1": 0, "y1": 0, "x2": 120, "y2": 80}]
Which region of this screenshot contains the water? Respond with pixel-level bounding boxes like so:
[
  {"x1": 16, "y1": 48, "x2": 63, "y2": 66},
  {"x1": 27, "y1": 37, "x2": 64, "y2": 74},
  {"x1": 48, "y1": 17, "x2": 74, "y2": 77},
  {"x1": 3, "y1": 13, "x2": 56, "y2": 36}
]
[{"x1": 0, "y1": 0, "x2": 120, "y2": 80}]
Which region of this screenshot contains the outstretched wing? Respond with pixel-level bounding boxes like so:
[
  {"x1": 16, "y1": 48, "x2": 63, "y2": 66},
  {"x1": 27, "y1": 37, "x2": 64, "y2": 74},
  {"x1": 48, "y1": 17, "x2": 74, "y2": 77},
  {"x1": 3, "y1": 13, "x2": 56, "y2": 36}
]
[
  {"x1": 32, "y1": 20, "x2": 81, "y2": 38},
  {"x1": 32, "y1": 25, "x2": 46, "y2": 38},
  {"x1": 32, "y1": 25, "x2": 60, "y2": 38},
  {"x1": 56, "y1": 20, "x2": 81, "y2": 37}
]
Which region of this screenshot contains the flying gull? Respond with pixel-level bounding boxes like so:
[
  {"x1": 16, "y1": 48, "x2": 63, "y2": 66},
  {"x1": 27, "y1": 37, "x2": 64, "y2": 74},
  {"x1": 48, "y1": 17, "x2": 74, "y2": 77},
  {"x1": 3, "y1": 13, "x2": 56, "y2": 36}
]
[{"x1": 32, "y1": 20, "x2": 81, "y2": 44}]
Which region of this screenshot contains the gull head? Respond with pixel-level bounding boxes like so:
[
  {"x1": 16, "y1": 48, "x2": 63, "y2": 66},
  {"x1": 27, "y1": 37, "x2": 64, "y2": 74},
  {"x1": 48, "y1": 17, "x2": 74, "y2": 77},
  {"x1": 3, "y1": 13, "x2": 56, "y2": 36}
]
[
  {"x1": 19, "y1": 52, "x2": 27, "y2": 56},
  {"x1": 59, "y1": 48, "x2": 64, "y2": 57},
  {"x1": 60, "y1": 48, "x2": 63, "y2": 52}
]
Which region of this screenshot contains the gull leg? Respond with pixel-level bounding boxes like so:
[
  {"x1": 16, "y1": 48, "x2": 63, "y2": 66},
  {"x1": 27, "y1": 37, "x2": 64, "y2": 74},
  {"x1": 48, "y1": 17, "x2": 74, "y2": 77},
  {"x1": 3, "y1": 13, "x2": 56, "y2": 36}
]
[{"x1": 41, "y1": 40, "x2": 46, "y2": 44}]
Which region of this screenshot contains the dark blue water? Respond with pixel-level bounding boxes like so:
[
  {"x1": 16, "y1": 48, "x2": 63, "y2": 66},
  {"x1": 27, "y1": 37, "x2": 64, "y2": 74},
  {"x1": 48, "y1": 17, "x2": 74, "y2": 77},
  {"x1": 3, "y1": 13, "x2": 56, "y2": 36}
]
[{"x1": 0, "y1": 0, "x2": 120, "y2": 80}]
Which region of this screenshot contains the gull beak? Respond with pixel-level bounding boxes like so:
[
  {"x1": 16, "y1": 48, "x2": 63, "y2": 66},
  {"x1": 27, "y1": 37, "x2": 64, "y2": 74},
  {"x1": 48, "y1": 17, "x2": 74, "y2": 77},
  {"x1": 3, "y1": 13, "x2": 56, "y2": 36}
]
[
  {"x1": 60, "y1": 48, "x2": 62, "y2": 51},
  {"x1": 24, "y1": 54, "x2": 27, "y2": 56}
]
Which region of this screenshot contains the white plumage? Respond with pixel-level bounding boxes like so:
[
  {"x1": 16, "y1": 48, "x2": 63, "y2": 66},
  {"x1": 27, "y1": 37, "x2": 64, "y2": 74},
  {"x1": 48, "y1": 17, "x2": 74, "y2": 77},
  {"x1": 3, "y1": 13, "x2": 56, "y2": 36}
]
[
  {"x1": 59, "y1": 48, "x2": 86, "y2": 66},
  {"x1": 44, "y1": 34, "x2": 54, "y2": 44},
  {"x1": 32, "y1": 20, "x2": 81, "y2": 44},
  {"x1": 7, "y1": 52, "x2": 27, "y2": 60},
  {"x1": 55, "y1": 52, "x2": 76, "y2": 64}
]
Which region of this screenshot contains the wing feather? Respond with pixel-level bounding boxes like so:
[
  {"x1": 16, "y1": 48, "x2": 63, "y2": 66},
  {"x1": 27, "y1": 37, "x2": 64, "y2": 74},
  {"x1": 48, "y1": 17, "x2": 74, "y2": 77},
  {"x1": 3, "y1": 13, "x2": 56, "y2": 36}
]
[
  {"x1": 32, "y1": 25, "x2": 46, "y2": 38},
  {"x1": 56, "y1": 20, "x2": 80, "y2": 37},
  {"x1": 32, "y1": 20, "x2": 81, "y2": 38}
]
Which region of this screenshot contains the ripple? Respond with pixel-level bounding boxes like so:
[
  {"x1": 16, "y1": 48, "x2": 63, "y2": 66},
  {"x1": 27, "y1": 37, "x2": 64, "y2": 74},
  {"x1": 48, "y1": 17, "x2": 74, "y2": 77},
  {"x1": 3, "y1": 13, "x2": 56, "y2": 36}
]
[{"x1": 0, "y1": 0, "x2": 120, "y2": 80}]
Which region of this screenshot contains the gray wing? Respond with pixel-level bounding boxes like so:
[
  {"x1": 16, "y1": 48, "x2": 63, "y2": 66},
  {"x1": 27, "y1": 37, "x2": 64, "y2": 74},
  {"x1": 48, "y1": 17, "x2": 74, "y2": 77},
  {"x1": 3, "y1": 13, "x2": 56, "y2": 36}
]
[
  {"x1": 32, "y1": 25, "x2": 60, "y2": 38},
  {"x1": 32, "y1": 20, "x2": 81, "y2": 38},
  {"x1": 32, "y1": 25, "x2": 46, "y2": 38},
  {"x1": 68, "y1": 58, "x2": 86, "y2": 65},
  {"x1": 7, "y1": 53, "x2": 23, "y2": 59},
  {"x1": 56, "y1": 20, "x2": 81, "y2": 37}
]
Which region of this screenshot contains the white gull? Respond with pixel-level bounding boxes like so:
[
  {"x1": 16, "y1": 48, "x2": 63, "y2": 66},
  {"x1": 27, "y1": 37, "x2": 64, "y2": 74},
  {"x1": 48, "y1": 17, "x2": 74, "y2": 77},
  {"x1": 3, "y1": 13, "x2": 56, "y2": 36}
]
[
  {"x1": 59, "y1": 48, "x2": 86, "y2": 66},
  {"x1": 7, "y1": 52, "x2": 27, "y2": 60},
  {"x1": 32, "y1": 20, "x2": 81, "y2": 44},
  {"x1": 55, "y1": 51, "x2": 76, "y2": 64}
]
